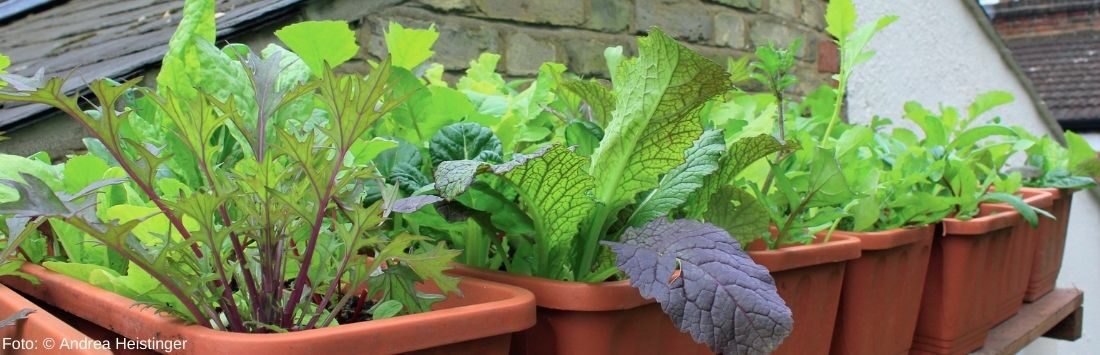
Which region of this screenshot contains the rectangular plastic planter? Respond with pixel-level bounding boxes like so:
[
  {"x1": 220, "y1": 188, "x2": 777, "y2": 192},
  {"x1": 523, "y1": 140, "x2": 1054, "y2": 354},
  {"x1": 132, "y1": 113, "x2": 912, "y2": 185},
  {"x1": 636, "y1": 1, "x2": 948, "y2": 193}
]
[
  {"x1": 984, "y1": 189, "x2": 1054, "y2": 325},
  {"x1": 828, "y1": 225, "x2": 935, "y2": 355},
  {"x1": 1021, "y1": 187, "x2": 1076, "y2": 302},
  {"x1": 912, "y1": 208, "x2": 1021, "y2": 355},
  {"x1": 449, "y1": 265, "x2": 711, "y2": 355},
  {"x1": 2, "y1": 264, "x2": 535, "y2": 355},
  {"x1": 747, "y1": 234, "x2": 862, "y2": 355},
  {"x1": 0, "y1": 284, "x2": 112, "y2": 355}
]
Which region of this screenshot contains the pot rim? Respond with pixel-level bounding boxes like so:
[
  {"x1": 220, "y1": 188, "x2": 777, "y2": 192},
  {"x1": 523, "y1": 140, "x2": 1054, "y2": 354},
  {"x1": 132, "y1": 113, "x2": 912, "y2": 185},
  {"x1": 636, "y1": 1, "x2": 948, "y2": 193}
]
[{"x1": 830, "y1": 224, "x2": 936, "y2": 251}]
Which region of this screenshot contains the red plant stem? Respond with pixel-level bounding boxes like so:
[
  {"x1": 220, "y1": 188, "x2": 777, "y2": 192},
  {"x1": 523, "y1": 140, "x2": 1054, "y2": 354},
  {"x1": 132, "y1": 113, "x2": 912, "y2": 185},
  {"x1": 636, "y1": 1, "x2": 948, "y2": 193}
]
[
  {"x1": 304, "y1": 244, "x2": 355, "y2": 328},
  {"x1": 37, "y1": 221, "x2": 55, "y2": 257},
  {"x1": 280, "y1": 148, "x2": 349, "y2": 328},
  {"x1": 352, "y1": 289, "x2": 368, "y2": 320},
  {"x1": 196, "y1": 154, "x2": 261, "y2": 322}
]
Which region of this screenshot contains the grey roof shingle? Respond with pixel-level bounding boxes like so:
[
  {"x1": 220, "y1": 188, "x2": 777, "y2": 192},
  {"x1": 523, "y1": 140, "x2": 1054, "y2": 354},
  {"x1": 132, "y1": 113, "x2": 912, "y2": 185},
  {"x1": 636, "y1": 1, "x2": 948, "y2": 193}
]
[
  {"x1": 1005, "y1": 30, "x2": 1100, "y2": 124},
  {"x1": 0, "y1": 0, "x2": 303, "y2": 129}
]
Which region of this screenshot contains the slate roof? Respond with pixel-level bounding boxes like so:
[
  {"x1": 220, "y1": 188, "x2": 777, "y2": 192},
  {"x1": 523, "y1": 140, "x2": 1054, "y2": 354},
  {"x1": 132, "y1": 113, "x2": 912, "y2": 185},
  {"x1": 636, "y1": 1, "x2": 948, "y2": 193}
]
[
  {"x1": 1005, "y1": 31, "x2": 1100, "y2": 127},
  {"x1": 0, "y1": 0, "x2": 303, "y2": 129}
]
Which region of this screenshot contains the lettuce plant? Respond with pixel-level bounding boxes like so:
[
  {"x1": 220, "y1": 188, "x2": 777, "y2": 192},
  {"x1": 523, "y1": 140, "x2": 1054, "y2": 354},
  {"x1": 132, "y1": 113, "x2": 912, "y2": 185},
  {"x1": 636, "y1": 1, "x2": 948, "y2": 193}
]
[
  {"x1": 0, "y1": 3, "x2": 457, "y2": 333},
  {"x1": 1010, "y1": 130, "x2": 1099, "y2": 189}
]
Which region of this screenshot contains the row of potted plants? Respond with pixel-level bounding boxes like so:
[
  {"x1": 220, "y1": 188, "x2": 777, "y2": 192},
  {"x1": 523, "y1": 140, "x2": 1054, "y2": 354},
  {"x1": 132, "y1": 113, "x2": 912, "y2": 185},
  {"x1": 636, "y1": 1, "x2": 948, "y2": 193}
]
[{"x1": 0, "y1": 0, "x2": 1097, "y2": 354}]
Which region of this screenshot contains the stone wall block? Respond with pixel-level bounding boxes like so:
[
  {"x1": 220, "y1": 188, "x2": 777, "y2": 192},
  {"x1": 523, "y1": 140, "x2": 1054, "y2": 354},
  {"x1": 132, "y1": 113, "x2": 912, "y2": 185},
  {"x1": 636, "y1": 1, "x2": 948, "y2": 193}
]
[{"x1": 636, "y1": 0, "x2": 714, "y2": 42}]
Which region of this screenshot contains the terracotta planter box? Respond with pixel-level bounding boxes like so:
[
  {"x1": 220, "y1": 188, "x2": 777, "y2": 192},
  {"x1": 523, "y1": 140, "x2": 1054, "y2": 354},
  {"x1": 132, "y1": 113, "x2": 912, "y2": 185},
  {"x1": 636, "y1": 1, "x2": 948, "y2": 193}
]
[
  {"x1": 449, "y1": 265, "x2": 711, "y2": 355},
  {"x1": 1021, "y1": 187, "x2": 1075, "y2": 302},
  {"x1": 2, "y1": 264, "x2": 536, "y2": 355},
  {"x1": 0, "y1": 284, "x2": 112, "y2": 355},
  {"x1": 748, "y1": 234, "x2": 862, "y2": 355},
  {"x1": 828, "y1": 225, "x2": 935, "y2": 355},
  {"x1": 912, "y1": 207, "x2": 1020, "y2": 355},
  {"x1": 984, "y1": 189, "x2": 1054, "y2": 324}
]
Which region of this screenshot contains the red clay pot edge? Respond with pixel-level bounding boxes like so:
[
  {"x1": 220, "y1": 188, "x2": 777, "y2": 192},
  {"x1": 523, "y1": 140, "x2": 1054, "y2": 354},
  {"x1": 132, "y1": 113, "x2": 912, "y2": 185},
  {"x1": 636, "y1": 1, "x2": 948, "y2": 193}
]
[
  {"x1": 0, "y1": 284, "x2": 114, "y2": 355},
  {"x1": 450, "y1": 265, "x2": 653, "y2": 311},
  {"x1": 989, "y1": 188, "x2": 1055, "y2": 210},
  {"x1": 831, "y1": 224, "x2": 936, "y2": 251},
  {"x1": 4, "y1": 264, "x2": 536, "y2": 355},
  {"x1": 942, "y1": 207, "x2": 1021, "y2": 235},
  {"x1": 748, "y1": 234, "x2": 862, "y2": 272}
]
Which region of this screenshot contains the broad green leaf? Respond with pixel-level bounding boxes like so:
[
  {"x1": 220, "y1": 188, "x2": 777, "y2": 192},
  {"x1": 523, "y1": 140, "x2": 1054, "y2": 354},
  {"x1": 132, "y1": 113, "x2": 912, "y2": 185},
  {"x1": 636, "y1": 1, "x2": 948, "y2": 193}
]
[
  {"x1": 384, "y1": 22, "x2": 439, "y2": 70},
  {"x1": 428, "y1": 123, "x2": 504, "y2": 165},
  {"x1": 629, "y1": 130, "x2": 725, "y2": 227},
  {"x1": 457, "y1": 53, "x2": 506, "y2": 94},
  {"x1": 1066, "y1": 131, "x2": 1099, "y2": 173},
  {"x1": 347, "y1": 137, "x2": 398, "y2": 166},
  {"x1": 967, "y1": 91, "x2": 1014, "y2": 121},
  {"x1": 381, "y1": 68, "x2": 475, "y2": 144},
  {"x1": 564, "y1": 120, "x2": 604, "y2": 157},
  {"x1": 825, "y1": 0, "x2": 857, "y2": 40},
  {"x1": 686, "y1": 135, "x2": 793, "y2": 218},
  {"x1": 0, "y1": 155, "x2": 61, "y2": 203},
  {"x1": 157, "y1": 0, "x2": 216, "y2": 98},
  {"x1": 371, "y1": 300, "x2": 404, "y2": 320},
  {"x1": 42, "y1": 261, "x2": 121, "y2": 282},
  {"x1": 590, "y1": 28, "x2": 731, "y2": 210},
  {"x1": 62, "y1": 154, "x2": 109, "y2": 194},
  {"x1": 275, "y1": 21, "x2": 359, "y2": 77}
]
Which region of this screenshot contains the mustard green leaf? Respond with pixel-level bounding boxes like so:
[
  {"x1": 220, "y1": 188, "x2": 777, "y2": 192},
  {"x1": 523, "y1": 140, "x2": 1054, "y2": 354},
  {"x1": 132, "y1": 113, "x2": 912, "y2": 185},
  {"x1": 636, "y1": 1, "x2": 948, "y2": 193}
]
[
  {"x1": 384, "y1": 22, "x2": 439, "y2": 70},
  {"x1": 590, "y1": 28, "x2": 731, "y2": 210},
  {"x1": 629, "y1": 130, "x2": 725, "y2": 227},
  {"x1": 275, "y1": 21, "x2": 359, "y2": 77},
  {"x1": 562, "y1": 79, "x2": 615, "y2": 128}
]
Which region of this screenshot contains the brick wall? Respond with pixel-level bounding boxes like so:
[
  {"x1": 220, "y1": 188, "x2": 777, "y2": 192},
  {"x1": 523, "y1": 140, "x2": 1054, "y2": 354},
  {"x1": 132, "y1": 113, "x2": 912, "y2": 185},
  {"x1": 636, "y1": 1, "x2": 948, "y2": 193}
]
[
  {"x1": 298, "y1": 0, "x2": 836, "y2": 93},
  {"x1": 991, "y1": 0, "x2": 1100, "y2": 38}
]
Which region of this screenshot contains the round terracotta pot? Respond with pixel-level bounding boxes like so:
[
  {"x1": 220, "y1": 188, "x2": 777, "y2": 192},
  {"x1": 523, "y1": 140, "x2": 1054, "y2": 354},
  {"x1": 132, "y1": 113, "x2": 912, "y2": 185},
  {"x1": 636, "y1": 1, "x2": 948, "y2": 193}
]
[
  {"x1": 912, "y1": 207, "x2": 1020, "y2": 355},
  {"x1": 747, "y1": 234, "x2": 862, "y2": 355},
  {"x1": 829, "y1": 224, "x2": 935, "y2": 355},
  {"x1": 449, "y1": 265, "x2": 712, "y2": 355},
  {"x1": 1020, "y1": 187, "x2": 1076, "y2": 302},
  {"x1": 0, "y1": 284, "x2": 112, "y2": 355},
  {"x1": 984, "y1": 189, "x2": 1054, "y2": 324},
  {"x1": 1, "y1": 264, "x2": 536, "y2": 355}
]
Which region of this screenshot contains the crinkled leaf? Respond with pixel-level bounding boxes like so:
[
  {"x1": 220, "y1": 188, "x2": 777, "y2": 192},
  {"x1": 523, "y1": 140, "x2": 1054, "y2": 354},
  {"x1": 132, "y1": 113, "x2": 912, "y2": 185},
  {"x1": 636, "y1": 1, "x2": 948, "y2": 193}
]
[
  {"x1": 704, "y1": 186, "x2": 770, "y2": 245},
  {"x1": 562, "y1": 79, "x2": 615, "y2": 127},
  {"x1": 275, "y1": 21, "x2": 358, "y2": 76},
  {"x1": 429, "y1": 123, "x2": 504, "y2": 165},
  {"x1": 603, "y1": 219, "x2": 791, "y2": 354},
  {"x1": 590, "y1": 28, "x2": 731, "y2": 210},
  {"x1": 629, "y1": 130, "x2": 725, "y2": 227}
]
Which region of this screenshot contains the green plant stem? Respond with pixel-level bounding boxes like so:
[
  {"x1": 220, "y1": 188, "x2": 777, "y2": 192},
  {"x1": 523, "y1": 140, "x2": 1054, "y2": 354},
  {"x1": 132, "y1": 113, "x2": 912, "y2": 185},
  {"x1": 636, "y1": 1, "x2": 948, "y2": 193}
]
[
  {"x1": 821, "y1": 77, "x2": 847, "y2": 143},
  {"x1": 575, "y1": 207, "x2": 612, "y2": 281}
]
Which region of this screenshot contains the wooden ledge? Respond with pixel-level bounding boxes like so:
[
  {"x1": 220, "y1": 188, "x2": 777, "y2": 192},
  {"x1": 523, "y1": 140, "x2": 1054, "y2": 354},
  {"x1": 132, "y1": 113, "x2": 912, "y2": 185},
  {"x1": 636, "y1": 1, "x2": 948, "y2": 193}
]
[{"x1": 973, "y1": 288, "x2": 1084, "y2": 354}]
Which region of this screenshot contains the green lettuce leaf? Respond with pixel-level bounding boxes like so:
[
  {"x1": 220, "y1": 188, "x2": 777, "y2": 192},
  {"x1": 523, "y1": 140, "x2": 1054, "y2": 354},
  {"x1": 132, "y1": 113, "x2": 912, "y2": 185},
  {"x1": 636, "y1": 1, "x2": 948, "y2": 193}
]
[{"x1": 275, "y1": 21, "x2": 359, "y2": 76}]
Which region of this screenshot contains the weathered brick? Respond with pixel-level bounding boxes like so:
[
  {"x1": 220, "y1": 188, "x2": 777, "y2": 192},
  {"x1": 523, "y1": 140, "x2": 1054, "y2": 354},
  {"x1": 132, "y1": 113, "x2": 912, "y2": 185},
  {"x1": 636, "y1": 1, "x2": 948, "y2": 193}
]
[
  {"x1": 801, "y1": 0, "x2": 826, "y2": 30},
  {"x1": 816, "y1": 39, "x2": 838, "y2": 74},
  {"x1": 564, "y1": 36, "x2": 622, "y2": 77},
  {"x1": 474, "y1": 0, "x2": 586, "y2": 26},
  {"x1": 705, "y1": 0, "x2": 762, "y2": 12},
  {"x1": 768, "y1": 0, "x2": 800, "y2": 20},
  {"x1": 750, "y1": 19, "x2": 809, "y2": 58},
  {"x1": 713, "y1": 11, "x2": 747, "y2": 48},
  {"x1": 435, "y1": 23, "x2": 501, "y2": 70},
  {"x1": 636, "y1": 0, "x2": 714, "y2": 42},
  {"x1": 417, "y1": 0, "x2": 473, "y2": 12},
  {"x1": 505, "y1": 32, "x2": 563, "y2": 75},
  {"x1": 586, "y1": 0, "x2": 632, "y2": 32}
]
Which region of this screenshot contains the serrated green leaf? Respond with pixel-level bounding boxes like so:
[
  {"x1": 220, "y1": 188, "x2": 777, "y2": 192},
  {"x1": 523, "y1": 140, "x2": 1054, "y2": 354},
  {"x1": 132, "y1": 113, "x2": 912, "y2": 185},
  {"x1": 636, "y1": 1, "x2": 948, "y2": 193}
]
[
  {"x1": 590, "y1": 28, "x2": 731, "y2": 210},
  {"x1": 826, "y1": 0, "x2": 857, "y2": 40},
  {"x1": 384, "y1": 22, "x2": 439, "y2": 70},
  {"x1": 275, "y1": 21, "x2": 359, "y2": 77}
]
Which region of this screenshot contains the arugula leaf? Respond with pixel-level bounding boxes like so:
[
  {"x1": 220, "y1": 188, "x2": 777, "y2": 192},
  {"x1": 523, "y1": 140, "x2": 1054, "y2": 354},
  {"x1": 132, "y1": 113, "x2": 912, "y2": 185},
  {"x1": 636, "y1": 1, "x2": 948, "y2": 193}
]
[
  {"x1": 275, "y1": 21, "x2": 359, "y2": 76},
  {"x1": 603, "y1": 219, "x2": 791, "y2": 354}
]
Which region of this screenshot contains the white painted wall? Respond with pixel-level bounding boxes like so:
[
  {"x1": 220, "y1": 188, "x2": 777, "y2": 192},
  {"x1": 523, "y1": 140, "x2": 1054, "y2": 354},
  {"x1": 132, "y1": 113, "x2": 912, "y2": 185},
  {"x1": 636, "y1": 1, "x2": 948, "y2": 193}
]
[{"x1": 848, "y1": 0, "x2": 1100, "y2": 353}]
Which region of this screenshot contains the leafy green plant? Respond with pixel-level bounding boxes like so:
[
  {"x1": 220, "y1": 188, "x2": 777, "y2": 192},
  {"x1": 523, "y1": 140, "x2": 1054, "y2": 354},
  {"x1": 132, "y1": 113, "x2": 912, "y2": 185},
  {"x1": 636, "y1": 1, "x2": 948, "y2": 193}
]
[
  {"x1": 416, "y1": 28, "x2": 793, "y2": 353},
  {"x1": 1010, "y1": 130, "x2": 1099, "y2": 189},
  {"x1": 0, "y1": 4, "x2": 458, "y2": 333}
]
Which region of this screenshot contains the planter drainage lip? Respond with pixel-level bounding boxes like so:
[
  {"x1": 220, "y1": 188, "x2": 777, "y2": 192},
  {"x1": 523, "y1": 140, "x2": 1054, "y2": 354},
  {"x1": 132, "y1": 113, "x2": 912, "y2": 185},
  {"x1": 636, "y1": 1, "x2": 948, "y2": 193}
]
[
  {"x1": 831, "y1": 224, "x2": 936, "y2": 251},
  {"x1": 0, "y1": 284, "x2": 113, "y2": 355},
  {"x1": 748, "y1": 234, "x2": 862, "y2": 272},
  {"x1": 4, "y1": 263, "x2": 537, "y2": 355},
  {"x1": 450, "y1": 265, "x2": 651, "y2": 311}
]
